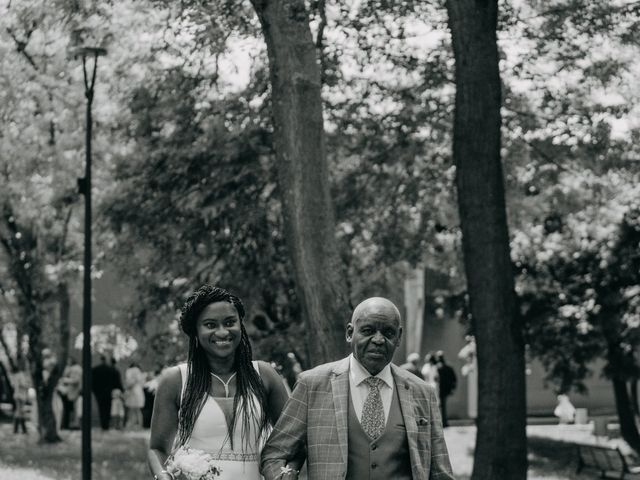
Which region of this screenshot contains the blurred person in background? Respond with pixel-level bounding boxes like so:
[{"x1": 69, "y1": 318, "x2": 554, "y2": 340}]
[
  {"x1": 285, "y1": 352, "x2": 302, "y2": 389},
  {"x1": 42, "y1": 347, "x2": 64, "y2": 432},
  {"x1": 92, "y1": 354, "x2": 124, "y2": 430},
  {"x1": 420, "y1": 351, "x2": 440, "y2": 393},
  {"x1": 399, "y1": 352, "x2": 422, "y2": 377},
  {"x1": 554, "y1": 394, "x2": 576, "y2": 424},
  {"x1": 58, "y1": 356, "x2": 82, "y2": 429},
  {"x1": 10, "y1": 361, "x2": 30, "y2": 434},
  {"x1": 142, "y1": 367, "x2": 164, "y2": 429},
  {"x1": 458, "y1": 335, "x2": 478, "y2": 421},
  {"x1": 111, "y1": 388, "x2": 125, "y2": 430},
  {"x1": 435, "y1": 351, "x2": 457, "y2": 428},
  {"x1": 124, "y1": 361, "x2": 145, "y2": 430}
]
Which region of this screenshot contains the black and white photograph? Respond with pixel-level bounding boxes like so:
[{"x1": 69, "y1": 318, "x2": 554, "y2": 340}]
[{"x1": 0, "y1": 0, "x2": 639, "y2": 479}]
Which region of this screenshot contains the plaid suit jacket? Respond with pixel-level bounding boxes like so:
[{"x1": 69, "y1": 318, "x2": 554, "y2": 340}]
[{"x1": 260, "y1": 357, "x2": 455, "y2": 480}]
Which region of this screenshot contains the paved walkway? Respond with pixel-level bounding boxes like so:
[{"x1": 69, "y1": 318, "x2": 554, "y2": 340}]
[{"x1": 445, "y1": 422, "x2": 635, "y2": 479}]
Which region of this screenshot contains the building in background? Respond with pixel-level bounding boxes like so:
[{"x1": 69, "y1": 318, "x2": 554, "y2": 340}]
[{"x1": 401, "y1": 267, "x2": 616, "y2": 421}]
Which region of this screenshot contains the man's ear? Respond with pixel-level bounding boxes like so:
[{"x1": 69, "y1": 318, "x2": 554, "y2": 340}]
[
  {"x1": 346, "y1": 323, "x2": 354, "y2": 342},
  {"x1": 396, "y1": 325, "x2": 403, "y2": 347}
]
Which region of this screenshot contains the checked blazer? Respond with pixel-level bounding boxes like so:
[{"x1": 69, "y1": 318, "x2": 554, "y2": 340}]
[{"x1": 260, "y1": 356, "x2": 455, "y2": 480}]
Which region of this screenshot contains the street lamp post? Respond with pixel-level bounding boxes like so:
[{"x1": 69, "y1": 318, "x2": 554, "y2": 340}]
[{"x1": 76, "y1": 45, "x2": 106, "y2": 480}]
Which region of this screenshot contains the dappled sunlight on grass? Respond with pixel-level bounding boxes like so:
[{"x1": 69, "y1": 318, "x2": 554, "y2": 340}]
[
  {"x1": 0, "y1": 423, "x2": 149, "y2": 480},
  {"x1": 0, "y1": 422, "x2": 627, "y2": 479},
  {"x1": 0, "y1": 464, "x2": 57, "y2": 480}
]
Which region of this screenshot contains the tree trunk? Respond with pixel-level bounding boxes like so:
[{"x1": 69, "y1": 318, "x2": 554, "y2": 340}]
[
  {"x1": 26, "y1": 306, "x2": 63, "y2": 443},
  {"x1": 445, "y1": 1, "x2": 528, "y2": 479},
  {"x1": 630, "y1": 379, "x2": 639, "y2": 417},
  {"x1": 0, "y1": 328, "x2": 17, "y2": 371},
  {"x1": 0, "y1": 214, "x2": 70, "y2": 443},
  {"x1": 36, "y1": 386, "x2": 62, "y2": 443},
  {"x1": 250, "y1": 0, "x2": 350, "y2": 364},
  {"x1": 612, "y1": 378, "x2": 640, "y2": 453},
  {"x1": 57, "y1": 283, "x2": 71, "y2": 372}
]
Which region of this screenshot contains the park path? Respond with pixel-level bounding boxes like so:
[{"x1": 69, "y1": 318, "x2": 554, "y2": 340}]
[{"x1": 0, "y1": 463, "x2": 57, "y2": 480}]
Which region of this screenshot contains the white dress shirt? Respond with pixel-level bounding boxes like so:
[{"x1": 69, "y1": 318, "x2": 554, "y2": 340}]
[{"x1": 348, "y1": 354, "x2": 394, "y2": 423}]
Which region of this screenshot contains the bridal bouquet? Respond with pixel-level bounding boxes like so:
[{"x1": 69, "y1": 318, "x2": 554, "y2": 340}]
[{"x1": 165, "y1": 446, "x2": 223, "y2": 479}]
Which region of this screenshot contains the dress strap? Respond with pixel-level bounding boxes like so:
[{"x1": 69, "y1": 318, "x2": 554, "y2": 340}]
[
  {"x1": 177, "y1": 363, "x2": 188, "y2": 406},
  {"x1": 252, "y1": 360, "x2": 261, "y2": 376}
]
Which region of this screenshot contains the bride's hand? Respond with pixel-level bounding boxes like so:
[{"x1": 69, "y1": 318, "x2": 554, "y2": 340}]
[{"x1": 278, "y1": 465, "x2": 299, "y2": 479}]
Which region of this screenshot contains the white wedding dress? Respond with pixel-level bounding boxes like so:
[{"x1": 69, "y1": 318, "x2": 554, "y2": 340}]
[{"x1": 176, "y1": 362, "x2": 267, "y2": 479}]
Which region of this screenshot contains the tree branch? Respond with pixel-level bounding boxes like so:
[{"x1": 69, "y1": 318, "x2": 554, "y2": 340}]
[
  {"x1": 314, "y1": 0, "x2": 327, "y2": 83},
  {"x1": 6, "y1": 25, "x2": 58, "y2": 147},
  {"x1": 314, "y1": 0, "x2": 327, "y2": 49},
  {"x1": 6, "y1": 27, "x2": 39, "y2": 71},
  {"x1": 520, "y1": 137, "x2": 574, "y2": 174},
  {"x1": 56, "y1": 206, "x2": 74, "y2": 264},
  {"x1": 518, "y1": 0, "x2": 640, "y2": 22}
]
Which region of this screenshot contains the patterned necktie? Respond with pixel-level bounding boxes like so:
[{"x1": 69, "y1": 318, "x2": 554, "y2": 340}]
[{"x1": 361, "y1": 376, "x2": 385, "y2": 440}]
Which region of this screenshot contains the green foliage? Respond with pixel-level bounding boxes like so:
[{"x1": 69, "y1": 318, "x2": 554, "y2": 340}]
[
  {"x1": 100, "y1": 60, "x2": 307, "y2": 364},
  {"x1": 318, "y1": 0, "x2": 464, "y2": 297},
  {"x1": 99, "y1": 0, "x2": 462, "y2": 366},
  {"x1": 496, "y1": 0, "x2": 640, "y2": 394},
  {"x1": 3, "y1": 0, "x2": 640, "y2": 384},
  {"x1": 515, "y1": 177, "x2": 640, "y2": 393},
  {"x1": 99, "y1": 0, "x2": 640, "y2": 376},
  {"x1": 0, "y1": 0, "x2": 179, "y2": 439},
  {"x1": 0, "y1": 0, "x2": 85, "y2": 361}
]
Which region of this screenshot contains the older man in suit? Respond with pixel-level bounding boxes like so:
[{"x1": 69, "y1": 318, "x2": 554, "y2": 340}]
[{"x1": 260, "y1": 297, "x2": 455, "y2": 480}]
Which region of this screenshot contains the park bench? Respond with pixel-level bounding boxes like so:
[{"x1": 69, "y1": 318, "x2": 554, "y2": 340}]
[{"x1": 575, "y1": 442, "x2": 640, "y2": 479}]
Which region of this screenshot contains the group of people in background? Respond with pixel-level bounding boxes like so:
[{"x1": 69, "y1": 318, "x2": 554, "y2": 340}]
[
  {"x1": 91, "y1": 355, "x2": 148, "y2": 431},
  {"x1": 400, "y1": 349, "x2": 458, "y2": 427},
  {"x1": 5, "y1": 350, "x2": 160, "y2": 435}
]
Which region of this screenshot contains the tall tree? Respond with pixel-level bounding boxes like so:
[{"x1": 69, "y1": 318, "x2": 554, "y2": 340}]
[
  {"x1": 0, "y1": 0, "x2": 160, "y2": 441},
  {"x1": 445, "y1": 1, "x2": 527, "y2": 479},
  {"x1": 0, "y1": 1, "x2": 81, "y2": 443},
  {"x1": 250, "y1": 0, "x2": 350, "y2": 364}
]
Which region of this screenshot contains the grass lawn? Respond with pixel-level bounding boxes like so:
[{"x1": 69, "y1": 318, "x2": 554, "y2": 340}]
[
  {"x1": 0, "y1": 424, "x2": 149, "y2": 480},
  {"x1": 0, "y1": 423, "x2": 629, "y2": 479}
]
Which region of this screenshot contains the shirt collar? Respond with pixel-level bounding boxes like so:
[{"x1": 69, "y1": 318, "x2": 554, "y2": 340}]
[{"x1": 349, "y1": 353, "x2": 393, "y2": 389}]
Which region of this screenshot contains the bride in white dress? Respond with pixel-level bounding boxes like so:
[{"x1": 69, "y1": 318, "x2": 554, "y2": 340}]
[{"x1": 148, "y1": 285, "x2": 294, "y2": 480}]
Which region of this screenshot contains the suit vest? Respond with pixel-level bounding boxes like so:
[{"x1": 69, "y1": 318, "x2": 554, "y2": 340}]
[{"x1": 346, "y1": 380, "x2": 412, "y2": 480}]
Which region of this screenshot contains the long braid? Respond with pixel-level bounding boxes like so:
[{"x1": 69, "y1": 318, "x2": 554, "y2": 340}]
[
  {"x1": 177, "y1": 285, "x2": 269, "y2": 450},
  {"x1": 231, "y1": 321, "x2": 268, "y2": 450},
  {"x1": 176, "y1": 336, "x2": 211, "y2": 447}
]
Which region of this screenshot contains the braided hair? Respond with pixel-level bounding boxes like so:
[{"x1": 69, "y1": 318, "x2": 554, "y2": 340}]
[{"x1": 176, "y1": 285, "x2": 269, "y2": 450}]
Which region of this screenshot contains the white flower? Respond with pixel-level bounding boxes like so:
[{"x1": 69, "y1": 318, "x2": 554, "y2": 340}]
[{"x1": 166, "y1": 447, "x2": 222, "y2": 479}]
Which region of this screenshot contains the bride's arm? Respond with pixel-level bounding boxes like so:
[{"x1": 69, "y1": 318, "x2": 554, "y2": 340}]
[
  {"x1": 259, "y1": 361, "x2": 305, "y2": 476},
  {"x1": 147, "y1": 367, "x2": 181, "y2": 479},
  {"x1": 258, "y1": 361, "x2": 290, "y2": 426}
]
